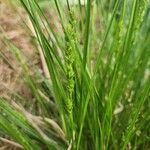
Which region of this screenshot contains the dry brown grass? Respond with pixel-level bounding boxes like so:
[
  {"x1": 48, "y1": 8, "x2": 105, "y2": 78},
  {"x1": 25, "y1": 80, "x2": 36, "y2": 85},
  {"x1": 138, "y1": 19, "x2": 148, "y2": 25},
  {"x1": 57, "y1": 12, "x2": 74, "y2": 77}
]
[
  {"x1": 0, "y1": 0, "x2": 38, "y2": 99},
  {"x1": 0, "y1": 1, "x2": 38, "y2": 148}
]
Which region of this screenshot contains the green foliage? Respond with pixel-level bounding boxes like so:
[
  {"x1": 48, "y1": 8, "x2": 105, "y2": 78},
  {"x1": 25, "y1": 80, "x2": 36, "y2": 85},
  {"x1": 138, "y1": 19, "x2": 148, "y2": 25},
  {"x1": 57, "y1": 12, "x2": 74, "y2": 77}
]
[{"x1": 0, "y1": 0, "x2": 150, "y2": 149}]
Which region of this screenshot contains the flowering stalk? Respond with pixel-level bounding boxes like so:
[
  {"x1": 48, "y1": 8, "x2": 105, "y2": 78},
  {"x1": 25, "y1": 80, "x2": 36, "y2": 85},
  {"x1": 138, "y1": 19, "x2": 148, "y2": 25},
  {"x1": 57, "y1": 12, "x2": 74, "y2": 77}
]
[
  {"x1": 64, "y1": 9, "x2": 77, "y2": 146},
  {"x1": 64, "y1": 9, "x2": 77, "y2": 116}
]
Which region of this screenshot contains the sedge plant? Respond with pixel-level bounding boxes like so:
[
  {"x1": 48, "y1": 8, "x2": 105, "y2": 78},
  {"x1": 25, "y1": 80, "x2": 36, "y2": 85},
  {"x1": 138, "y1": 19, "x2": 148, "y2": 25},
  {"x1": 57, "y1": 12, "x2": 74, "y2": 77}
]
[{"x1": 0, "y1": 0, "x2": 150, "y2": 149}]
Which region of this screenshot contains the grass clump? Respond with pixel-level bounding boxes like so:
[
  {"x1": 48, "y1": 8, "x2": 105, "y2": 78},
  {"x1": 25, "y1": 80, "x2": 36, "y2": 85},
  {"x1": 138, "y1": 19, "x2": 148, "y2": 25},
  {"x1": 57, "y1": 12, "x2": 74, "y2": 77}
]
[{"x1": 0, "y1": 0, "x2": 150, "y2": 149}]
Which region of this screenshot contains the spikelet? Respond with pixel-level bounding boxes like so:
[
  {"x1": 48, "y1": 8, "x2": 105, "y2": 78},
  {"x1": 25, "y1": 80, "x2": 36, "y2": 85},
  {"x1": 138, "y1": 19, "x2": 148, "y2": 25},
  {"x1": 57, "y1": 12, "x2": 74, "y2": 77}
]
[
  {"x1": 135, "y1": 0, "x2": 148, "y2": 29},
  {"x1": 64, "y1": 9, "x2": 76, "y2": 114}
]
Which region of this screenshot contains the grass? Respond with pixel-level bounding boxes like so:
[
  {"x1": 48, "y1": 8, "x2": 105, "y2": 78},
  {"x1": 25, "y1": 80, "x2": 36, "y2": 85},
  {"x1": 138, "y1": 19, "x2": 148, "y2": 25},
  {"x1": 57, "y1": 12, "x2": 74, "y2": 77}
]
[{"x1": 0, "y1": 0, "x2": 150, "y2": 149}]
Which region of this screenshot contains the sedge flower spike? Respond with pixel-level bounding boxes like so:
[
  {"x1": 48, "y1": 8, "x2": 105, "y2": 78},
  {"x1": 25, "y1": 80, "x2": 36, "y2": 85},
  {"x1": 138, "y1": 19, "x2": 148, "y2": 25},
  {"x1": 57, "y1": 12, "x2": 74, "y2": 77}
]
[{"x1": 64, "y1": 9, "x2": 76, "y2": 114}]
